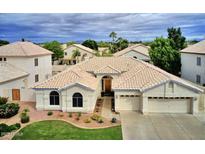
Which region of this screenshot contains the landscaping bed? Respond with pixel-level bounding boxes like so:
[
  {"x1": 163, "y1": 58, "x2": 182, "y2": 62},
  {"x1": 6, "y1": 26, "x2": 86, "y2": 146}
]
[{"x1": 12, "y1": 120, "x2": 122, "y2": 140}]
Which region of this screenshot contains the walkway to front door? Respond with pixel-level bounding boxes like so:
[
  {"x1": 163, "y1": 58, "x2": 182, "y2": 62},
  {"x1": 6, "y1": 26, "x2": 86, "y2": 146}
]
[{"x1": 101, "y1": 97, "x2": 120, "y2": 120}]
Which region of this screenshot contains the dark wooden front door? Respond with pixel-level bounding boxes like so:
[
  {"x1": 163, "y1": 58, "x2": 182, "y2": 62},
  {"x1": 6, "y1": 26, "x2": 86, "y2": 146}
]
[
  {"x1": 12, "y1": 89, "x2": 20, "y2": 101},
  {"x1": 104, "y1": 79, "x2": 111, "y2": 92}
]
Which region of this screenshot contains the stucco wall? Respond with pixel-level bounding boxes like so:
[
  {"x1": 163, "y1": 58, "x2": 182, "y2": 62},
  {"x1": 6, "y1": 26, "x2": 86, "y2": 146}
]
[
  {"x1": 0, "y1": 76, "x2": 35, "y2": 101},
  {"x1": 181, "y1": 53, "x2": 205, "y2": 85},
  {"x1": 114, "y1": 82, "x2": 201, "y2": 114},
  {"x1": 35, "y1": 84, "x2": 100, "y2": 113},
  {"x1": 7, "y1": 55, "x2": 52, "y2": 87},
  {"x1": 64, "y1": 46, "x2": 94, "y2": 61},
  {"x1": 4, "y1": 55, "x2": 52, "y2": 101}
]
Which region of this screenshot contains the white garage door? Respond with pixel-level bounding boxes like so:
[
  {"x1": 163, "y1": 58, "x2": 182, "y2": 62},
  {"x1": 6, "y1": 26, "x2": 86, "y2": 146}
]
[
  {"x1": 116, "y1": 96, "x2": 140, "y2": 110},
  {"x1": 148, "y1": 98, "x2": 191, "y2": 113}
]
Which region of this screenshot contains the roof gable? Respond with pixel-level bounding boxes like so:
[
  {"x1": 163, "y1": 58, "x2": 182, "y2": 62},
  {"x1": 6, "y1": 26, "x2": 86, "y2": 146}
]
[
  {"x1": 114, "y1": 44, "x2": 150, "y2": 57},
  {"x1": 65, "y1": 44, "x2": 95, "y2": 54},
  {"x1": 0, "y1": 41, "x2": 53, "y2": 57},
  {"x1": 181, "y1": 40, "x2": 205, "y2": 54}
]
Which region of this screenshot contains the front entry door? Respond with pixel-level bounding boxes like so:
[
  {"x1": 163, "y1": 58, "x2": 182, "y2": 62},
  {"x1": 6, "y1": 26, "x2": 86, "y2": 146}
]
[
  {"x1": 12, "y1": 89, "x2": 20, "y2": 101},
  {"x1": 104, "y1": 79, "x2": 111, "y2": 92}
]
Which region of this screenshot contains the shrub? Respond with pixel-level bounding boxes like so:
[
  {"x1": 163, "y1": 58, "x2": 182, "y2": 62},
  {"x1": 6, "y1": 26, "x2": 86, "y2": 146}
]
[
  {"x1": 20, "y1": 111, "x2": 29, "y2": 123},
  {"x1": 47, "y1": 111, "x2": 53, "y2": 116},
  {"x1": 84, "y1": 118, "x2": 91, "y2": 123},
  {"x1": 97, "y1": 117, "x2": 104, "y2": 123},
  {"x1": 75, "y1": 117, "x2": 80, "y2": 121},
  {"x1": 21, "y1": 115, "x2": 30, "y2": 123},
  {"x1": 68, "y1": 112, "x2": 72, "y2": 118},
  {"x1": 0, "y1": 123, "x2": 21, "y2": 137},
  {"x1": 0, "y1": 97, "x2": 8, "y2": 105},
  {"x1": 111, "y1": 117, "x2": 117, "y2": 123},
  {"x1": 23, "y1": 108, "x2": 30, "y2": 113},
  {"x1": 0, "y1": 103, "x2": 20, "y2": 118},
  {"x1": 9, "y1": 123, "x2": 21, "y2": 131},
  {"x1": 91, "y1": 114, "x2": 100, "y2": 121}
]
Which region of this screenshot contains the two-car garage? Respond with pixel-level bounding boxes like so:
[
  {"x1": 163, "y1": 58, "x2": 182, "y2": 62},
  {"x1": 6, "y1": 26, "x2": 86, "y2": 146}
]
[{"x1": 147, "y1": 97, "x2": 192, "y2": 113}]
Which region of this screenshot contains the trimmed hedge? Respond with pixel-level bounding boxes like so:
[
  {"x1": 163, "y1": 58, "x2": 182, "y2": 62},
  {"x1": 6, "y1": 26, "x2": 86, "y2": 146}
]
[
  {"x1": 0, "y1": 123, "x2": 21, "y2": 137},
  {"x1": 0, "y1": 103, "x2": 20, "y2": 118}
]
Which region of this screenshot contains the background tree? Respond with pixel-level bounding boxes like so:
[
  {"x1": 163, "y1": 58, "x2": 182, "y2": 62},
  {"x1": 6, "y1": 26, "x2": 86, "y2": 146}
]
[
  {"x1": 0, "y1": 39, "x2": 9, "y2": 46},
  {"x1": 167, "y1": 27, "x2": 187, "y2": 50},
  {"x1": 116, "y1": 37, "x2": 129, "y2": 51},
  {"x1": 82, "y1": 39, "x2": 98, "y2": 50},
  {"x1": 67, "y1": 41, "x2": 76, "y2": 47},
  {"x1": 43, "y1": 41, "x2": 64, "y2": 61},
  {"x1": 149, "y1": 37, "x2": 181, "y2": 76}
]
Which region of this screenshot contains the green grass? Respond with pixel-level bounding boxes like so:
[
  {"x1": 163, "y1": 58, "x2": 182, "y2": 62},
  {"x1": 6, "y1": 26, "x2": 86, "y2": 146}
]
[{"x1": 12, "y1": 120, "x2": 122, "y2": 140}]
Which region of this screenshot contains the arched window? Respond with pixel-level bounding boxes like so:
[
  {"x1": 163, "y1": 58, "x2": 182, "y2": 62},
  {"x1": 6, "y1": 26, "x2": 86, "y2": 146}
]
[
  {"x1": 50, "y1": 91, "x2": 59, "y2": 105},
  {"x1": 72, "y1": 93, "x2": 83, "y2": 107}
]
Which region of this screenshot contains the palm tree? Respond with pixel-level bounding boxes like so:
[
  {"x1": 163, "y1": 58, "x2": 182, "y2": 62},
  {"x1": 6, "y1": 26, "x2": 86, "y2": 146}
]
[
  {"x1": 109, "y1": 31, "x2": 117, "y2": 42},
  {"x1": 72, "y1": 49, "x2": 81, "y2": 63}
]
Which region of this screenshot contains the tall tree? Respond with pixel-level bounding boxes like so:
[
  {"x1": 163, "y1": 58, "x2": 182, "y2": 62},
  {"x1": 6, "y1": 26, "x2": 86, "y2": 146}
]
[
  {"x1": 0, "y1": 40, "x2": 9, "y2": 46},
  {"x1": 82, "y1": 39, "x2": 98, "y2": 50},
  {"x1": 43, "y1": 41, "x2": 64, "y2": 61},
  {"x1": 167, "y1": 27, "x2": 187, "y2": 50},
  {"x1": 149, "y1": 37, "x2": 181, "y2": 76},
  {"x1": 109, "y1": 31, "x2": 117, "y2": 42},
  {"x1": 116, "y1": 37, "x2": 129, "y2": 51}
]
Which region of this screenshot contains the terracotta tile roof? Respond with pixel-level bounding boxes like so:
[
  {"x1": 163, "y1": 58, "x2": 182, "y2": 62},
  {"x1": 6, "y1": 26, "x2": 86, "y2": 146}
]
[
  {"x1": 34, "y1": 57, "x2": 203, "y2": 92},
  {"x1": 0, "y1": 62, "x2": 29, "y2": 84},
  {"x1": 181, "y1": 40, "x2": 205, "y2": 54},
  {"x1": 34, "y1": 66, "x2": 98, "y2": 91},
  {"x1": 114, "y1": 44, "x2": 150, "y2": 57},
  {"x1": 0, "y1": 41, "x2": 53, "y2": 57},
  {"x1": 94, "y1": 65, "x2": 121, "y2": 74},
  {"x1": 69, "y1": 44, "x2": 96, "y2": 54}
]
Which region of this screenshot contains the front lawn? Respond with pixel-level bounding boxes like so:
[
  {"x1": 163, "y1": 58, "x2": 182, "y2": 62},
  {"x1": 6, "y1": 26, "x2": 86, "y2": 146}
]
[{"x1": 12, "y1": 120, "x2": 122, "y2": 140}]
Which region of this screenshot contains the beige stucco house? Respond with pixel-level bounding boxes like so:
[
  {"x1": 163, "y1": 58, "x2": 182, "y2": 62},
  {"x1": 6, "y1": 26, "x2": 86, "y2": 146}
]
[
  {"x1": 63, "y1": 44, "x2": 95, "y2": 64},
  {"x1": 0, "y1": 41, "x2": 52, "y2": 102},
  {"x1": 181, "y1": 40, "x2": 205, "y2": 86},
  {"x1": 33, "y1": 57, "x2": 203, "y2": 114},
  {"x1": 114, "y1": 44, "x2": 150, "y2": 62}
]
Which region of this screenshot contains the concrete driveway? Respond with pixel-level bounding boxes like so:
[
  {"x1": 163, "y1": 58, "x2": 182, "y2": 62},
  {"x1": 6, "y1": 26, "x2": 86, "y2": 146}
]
[{"x1": 120, "y1": 111, "x2": 205, "y2": 140}]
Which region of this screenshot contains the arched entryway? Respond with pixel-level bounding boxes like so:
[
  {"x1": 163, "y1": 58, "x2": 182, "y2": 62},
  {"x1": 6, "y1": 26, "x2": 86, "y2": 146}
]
[
  {"x1": 102, "y1": 76, "x2": 112, "y2": 92},
  {"x1": 101, "y1": 76, "x2": 114, "y2": 97},
  {"x1": 50, "y1": 91, "x2": 59, "y2": 105}
]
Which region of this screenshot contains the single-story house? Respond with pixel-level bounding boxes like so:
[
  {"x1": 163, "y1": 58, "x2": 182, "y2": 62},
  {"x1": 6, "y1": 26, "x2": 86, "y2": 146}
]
[
  {"x1": 63, "y1": 44, "x2": 95, "y2": 64},
  {"x1": 33, "y1": 57, "x2": 203, "y2": 114},
  {"x1": 114, "y1": 44, "x2": 150, "y2": 62}
]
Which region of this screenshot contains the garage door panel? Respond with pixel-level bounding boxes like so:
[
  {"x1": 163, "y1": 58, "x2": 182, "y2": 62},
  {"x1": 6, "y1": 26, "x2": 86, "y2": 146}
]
[
  {"x1": 116, "y1": 97, "x2": 140, "y2": 110},
  {"x1": 148, "y1": 99, "x2": 191, "y2": 113}
]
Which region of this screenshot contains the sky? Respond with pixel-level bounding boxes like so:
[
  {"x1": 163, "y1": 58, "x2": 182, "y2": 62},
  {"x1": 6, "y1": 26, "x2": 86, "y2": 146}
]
[{"x1": 0, "y1": 13, "x2": 205, "y2": 43}]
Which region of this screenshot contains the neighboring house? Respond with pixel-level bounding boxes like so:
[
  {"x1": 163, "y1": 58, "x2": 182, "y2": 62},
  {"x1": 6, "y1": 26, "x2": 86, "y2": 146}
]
[
  {"x1": 181, "y1": 40, "x2": 205, "y2": 86},
  {"x1": 63, "y1": 44, "x2": 95, "y2": 64},
  {"x1": 0, "y1": 41, "x2": 52, "y2": 101},
  {"x1": 33, "y1": 57, "x2": 203, "y2": 114},
  {"x1": 52, "y1": 65, "x2": 69, "y2": 75},
  {"x1": 113, "y1": 44, "x2": 150, "y2": 62}
]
